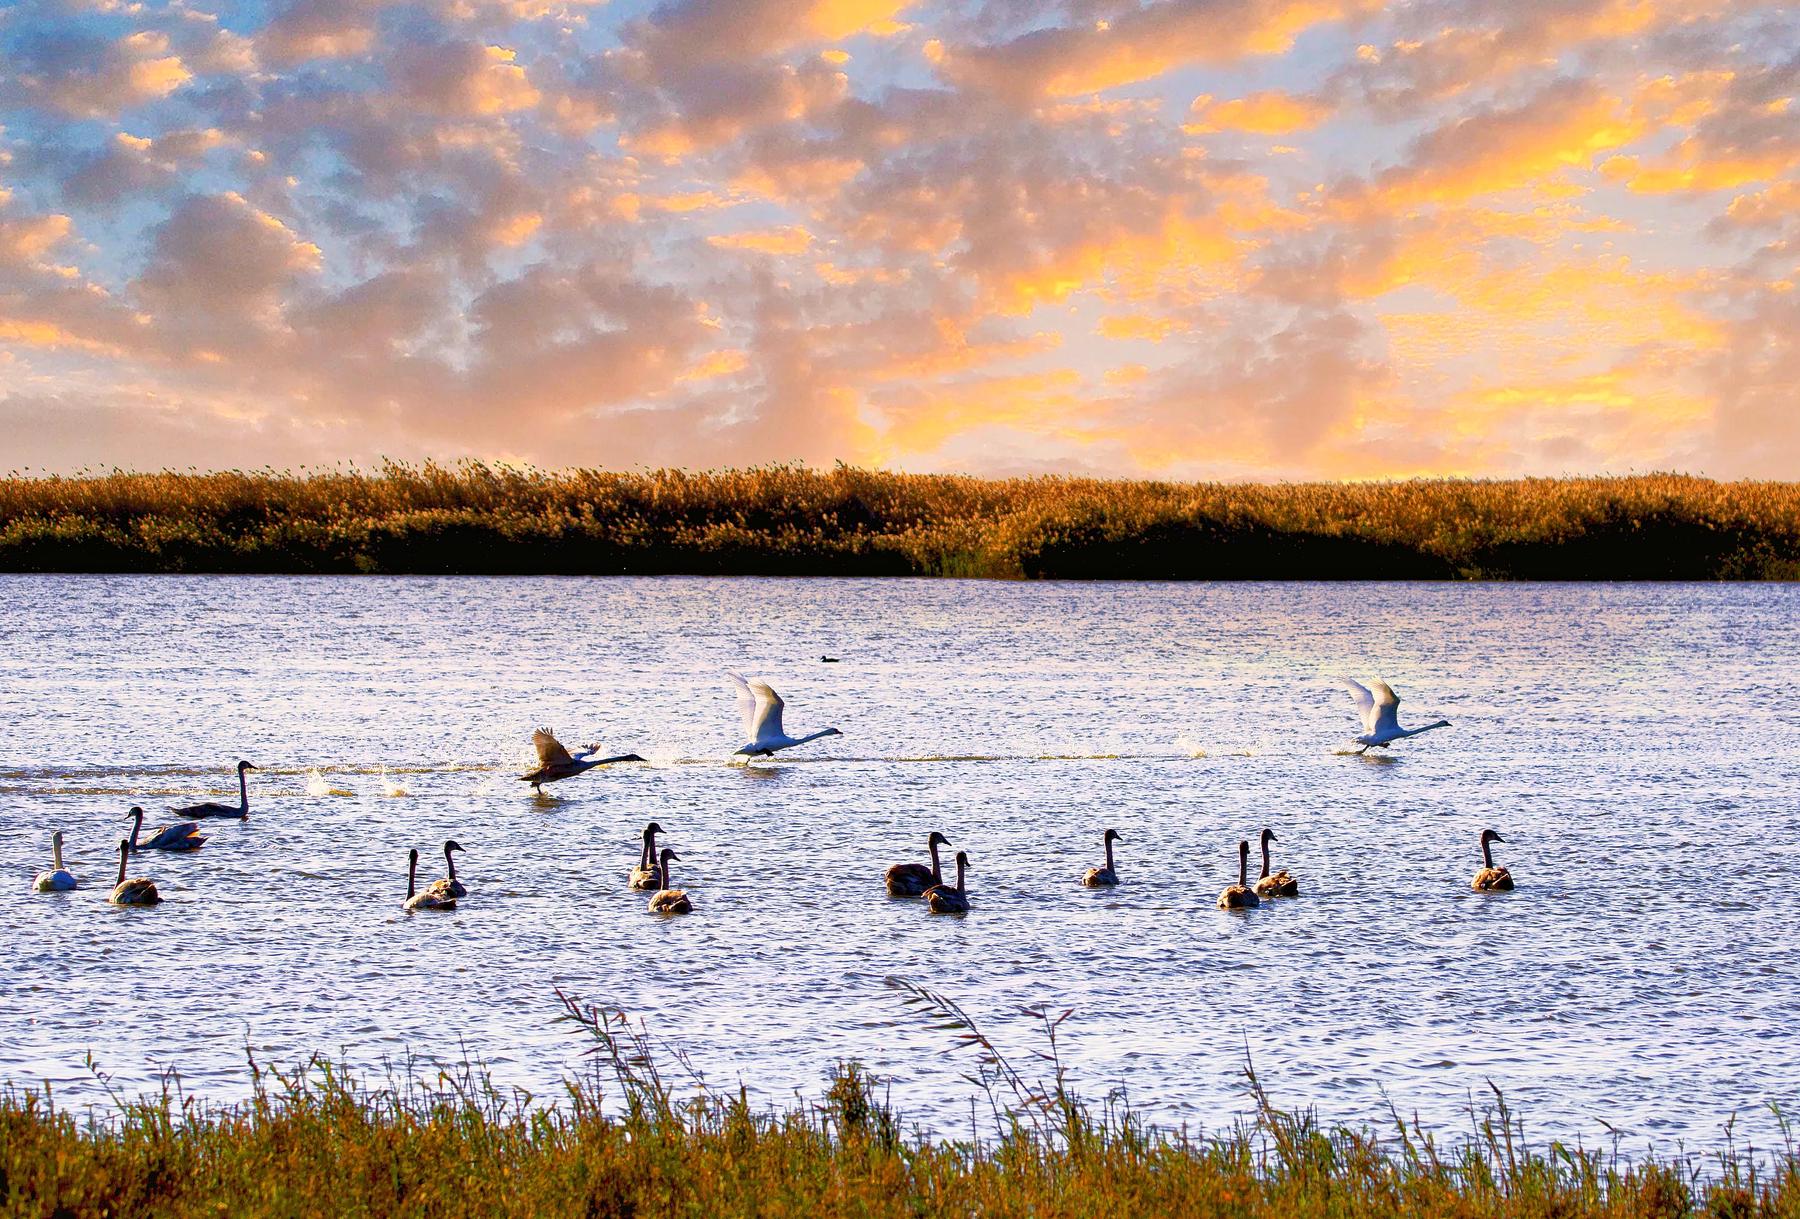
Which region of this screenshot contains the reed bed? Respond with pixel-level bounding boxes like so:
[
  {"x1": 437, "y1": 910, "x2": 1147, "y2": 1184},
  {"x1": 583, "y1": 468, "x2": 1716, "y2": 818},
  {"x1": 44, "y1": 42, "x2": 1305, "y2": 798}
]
[
  {"x1": 2, "y1": 986, "x2": 1795, "y2": 1218},
  {"x1": 2, "y1": 464, "x2": 1798, "y2": 578}
]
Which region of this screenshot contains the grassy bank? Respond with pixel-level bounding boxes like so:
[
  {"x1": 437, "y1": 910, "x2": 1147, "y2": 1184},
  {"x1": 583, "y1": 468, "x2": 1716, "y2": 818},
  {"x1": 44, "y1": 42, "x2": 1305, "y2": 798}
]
[
  {"x1": 2, "y1": 465, "x2": 1799, "y2": 579},
  {"x1": 2, "y1": 990, "x2": 1795, "y2": 1218}
]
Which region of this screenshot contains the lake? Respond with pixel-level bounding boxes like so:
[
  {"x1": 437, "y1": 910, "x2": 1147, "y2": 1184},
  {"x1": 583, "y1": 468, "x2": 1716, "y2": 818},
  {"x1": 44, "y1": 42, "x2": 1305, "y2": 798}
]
[{"x1": 3, "y1": 576, "x2": 1795, "y2": 1151}]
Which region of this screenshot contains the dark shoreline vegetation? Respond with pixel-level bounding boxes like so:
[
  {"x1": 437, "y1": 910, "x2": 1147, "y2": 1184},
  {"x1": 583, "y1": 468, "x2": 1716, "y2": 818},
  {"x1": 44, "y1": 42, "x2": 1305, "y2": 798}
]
[
  {"x1": 2, "y1": 989, "x2": 1796, "y2": 1218},
  {"x1": 3, "y1": 465, "x2": 1799, "y2": 579}
]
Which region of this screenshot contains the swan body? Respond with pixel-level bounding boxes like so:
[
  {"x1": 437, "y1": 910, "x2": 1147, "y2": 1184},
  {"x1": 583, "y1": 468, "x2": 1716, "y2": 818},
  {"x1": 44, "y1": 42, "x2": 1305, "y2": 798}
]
[
  {"x1": 1472, "y1": 829, "x2": 1515, "y2": 891},
  {"x1": 522, "y1": 729, "x2": 643, "y2": 790},
  {"x1": 1337, "y1": 678, "x2": 1450, "y2": 752},
  {"x1": 1253, "y1": 827, "x2": 1299, "y2": 898},
  {"x1": 127, "y1": 806, "x2": 206, "y2": 853},
  {"x1": 1082, "y1": 828, "x2": 1121, "y2": 887},
  {"x1": 728, "y1": 673, "x2": 842, "y2": 757},
  {"x1": 428, "y1": 840, "x2": 467, "y2": 899},
  {"x1": 404, "y1": 848, "x2": 456, "y2": 911},
  {"x1": 1218, "y1": 839, "x2": 1260, "y2": 910},
  {"x1": 172, "y1": 760, "x2": 258, "y2": 819},
  {"x1": 648, "y1": 848, "x2": 692, "y2": 914},
  {"x1": 924, "y1": 851, "x2": 970, "y2": 914},
  {"x1": 629, "y1": 822, "x2": 665, "y2": 889},
  {"x1": 886, "y1": 831, "x2": 950, "y2": 896},
  {"x1": 33, "y1": 831, "x2": 77, "y2": 892},
  {"x1": 108, "y1": 838, "x2": 161, "y2": 906}
]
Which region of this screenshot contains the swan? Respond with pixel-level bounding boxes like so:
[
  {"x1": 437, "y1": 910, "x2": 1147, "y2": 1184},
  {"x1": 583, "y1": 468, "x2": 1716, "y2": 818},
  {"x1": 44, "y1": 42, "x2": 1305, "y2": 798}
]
[
  {"x1": 521, "y1": 729, "x2": 644, "y2": 791},
  {"x1": 1217, "y1": 839, "x2": 1260, "y2": 910},
  {"x1": 886, "y1": 831, "x2": 950, "y2": 896},
  {"x1": 172, "y1": 760, "x2": 258, "y2": 819},
  {"x1": 924, "y1": 851, "x2": 970, "y2": 914},
  {"x1": 429, "y1": 840, "x2": 467, "y2": 899},
  {"x1": 648, "y1": 848, "x2": 692, "y2": 914},
  {"x1": 1336, "y1": 678, "x2": 1450, "y2": 752},
  {"x1": 33, "y1": 831, "x2": 77, "y2": 892},
  {"x1": 126, "y1": 806, "x2": 206, "y2": 853},
  {"x1": 404, "y1": 848, "x2": 456, "y2": 912},
  {"x1": 629, "y1": 822, "x2": 665, "y2": 889},
  {"x1": 1472, "y1": 829, "x2": 1515, "y2": 892},
  {"x1": 108, "y1": 839, "x2": 161, "y2": 906},
  {"x1": 1081, "y1": 829, "x2": 1121, "y2": 888},
  {"x1": 1254, "y1": 827, "x2": 1299, "y2": 898},
  {"x1": 728, "y1": 673, "x2": 842, "y2": 757}
]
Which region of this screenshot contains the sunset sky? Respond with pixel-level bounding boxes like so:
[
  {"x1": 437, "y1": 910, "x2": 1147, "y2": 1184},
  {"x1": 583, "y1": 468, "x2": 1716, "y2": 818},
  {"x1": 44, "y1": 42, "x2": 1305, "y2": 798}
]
[{"x1": 1, "y1": 0, "x2": 1796, "y2": 479}]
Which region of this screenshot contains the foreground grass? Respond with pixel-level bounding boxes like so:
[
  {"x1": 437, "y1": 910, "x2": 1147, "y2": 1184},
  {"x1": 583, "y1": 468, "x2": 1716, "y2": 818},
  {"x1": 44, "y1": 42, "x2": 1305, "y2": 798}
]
[
  {"x1": 3, "y1": 464, "x2": 1798, "y2": 578},
  {"x1": 2, "y1": 991, "x2": 1796, "y2": 1218}
]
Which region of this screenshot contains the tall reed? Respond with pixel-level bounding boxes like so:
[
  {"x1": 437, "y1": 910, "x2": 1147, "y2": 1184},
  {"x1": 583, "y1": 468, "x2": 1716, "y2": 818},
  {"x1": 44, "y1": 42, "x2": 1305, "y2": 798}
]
[
  {"x1": 1, "y1": 986, "x2": 1794, "y2": 1217},
  {"x1": 2, "y1": 463, "x2": 1797, "y2": 577}
]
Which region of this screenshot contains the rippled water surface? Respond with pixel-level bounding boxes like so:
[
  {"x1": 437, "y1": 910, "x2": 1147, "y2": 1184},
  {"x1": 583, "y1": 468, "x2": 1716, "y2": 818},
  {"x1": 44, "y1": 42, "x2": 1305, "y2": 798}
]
[{"x1": 3, "y1": 576, "x2": 1797, "y2": 1149}]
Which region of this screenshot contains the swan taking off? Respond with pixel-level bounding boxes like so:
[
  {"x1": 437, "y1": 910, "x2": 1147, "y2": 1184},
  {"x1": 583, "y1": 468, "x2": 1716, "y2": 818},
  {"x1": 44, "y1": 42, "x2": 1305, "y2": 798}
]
[
  {"x1": 109, "y1": 839, "x2": 160, "y2": 906},
  {"x1": 126, "y1": 806, "x2": 206, "y2": 853},
  {"x1": 172, "y1": 760, "x2": 258, "y2": 820},
  {"x1": 33, "y1": 831, "x2": 77, "y2": 892},
  {"x1": 1472, "y1": 829, "x2": 1515, "y2": 892},
  {"x1": 886, "y1": 831, "x2": 950, "y2": 897},
  {"x1": 728, "y1": 673, "x2": 842, "y2": 758},
  {"x1": 1337, "y1": 678, "x2": 1450, "y2": 753},
  {"x1": 521, "y1": 729, "x2": 644, "y2": 791},
  {"x1": 1081, "y1": 829, "x2": 1122, "y2": 888}
]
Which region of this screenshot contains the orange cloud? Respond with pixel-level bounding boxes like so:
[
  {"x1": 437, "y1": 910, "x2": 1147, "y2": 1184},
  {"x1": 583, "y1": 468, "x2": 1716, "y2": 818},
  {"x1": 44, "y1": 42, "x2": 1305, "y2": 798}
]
[
  {"x1": 707, "y1": 226, "x2": 814, "y2": 255},
  {"x1": 1185, "y1": 91, "x2": 1330, "y2": 135}
]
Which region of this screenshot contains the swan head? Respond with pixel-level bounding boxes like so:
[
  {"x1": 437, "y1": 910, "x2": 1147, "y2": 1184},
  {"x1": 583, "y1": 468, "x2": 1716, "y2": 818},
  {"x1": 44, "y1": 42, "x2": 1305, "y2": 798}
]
[
  {"x1": 238, "y1": 760, "x2": 258, "y2": 772},
  {"x1": 409, "y1": 847, "x2": 420, "y2": 867},
  {"x1": 1237, "y1": 838, "x2": 1250, "y2": 857},
  {"x1": 953, "y1": 851, "x2": 969, "y2": 870},
  {"x1": 1260, "y1": 827, "x2": 1277, "y2": 844},
  {"x1": 822, "y1": 727, "x2": 843, "y2": 737},
  {"x1": 52, "y1": 829, "x2": 64, "y2": 848},
  {"x1": 1480, "y1": 829, "x2": 1504, "y2": 846},
  {"x1": 125, "y1": 806, "x2": 144, "y2": 822},
  {"x1": 644, "y1": 821, "x2": 665, "y2": 838},
  {"x1": 117, "y1": 837, "x2": 130, "y2": 858},
  {"x1": 659, "y1": 848, "x2": 681, "y2": 865},
  {"x1": 927, "y1": 831, "x2": 951, "y2": 848},
  {"x1": 1103, "y1": 828, "x2": 1121, "y2": 843},
  {"x1": 444, "y1": 839, "x2": 464, "y2": 855}
]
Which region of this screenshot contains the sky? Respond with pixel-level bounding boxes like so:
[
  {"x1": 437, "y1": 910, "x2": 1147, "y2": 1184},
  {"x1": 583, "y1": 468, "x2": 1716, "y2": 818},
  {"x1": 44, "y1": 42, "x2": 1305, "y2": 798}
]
[{"x1": 0, "y1": 0, "x2": 1796, "y2": 480}]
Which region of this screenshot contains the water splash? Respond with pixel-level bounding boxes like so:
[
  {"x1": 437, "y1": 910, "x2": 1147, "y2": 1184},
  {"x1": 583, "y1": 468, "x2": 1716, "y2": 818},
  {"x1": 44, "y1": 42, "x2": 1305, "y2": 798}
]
[
  {"x1": 380, "y1": 767, "x2": 410, "y2": 798},
  {"x1": 306, "y1": 768, "x2": 354, "y2": 797}
]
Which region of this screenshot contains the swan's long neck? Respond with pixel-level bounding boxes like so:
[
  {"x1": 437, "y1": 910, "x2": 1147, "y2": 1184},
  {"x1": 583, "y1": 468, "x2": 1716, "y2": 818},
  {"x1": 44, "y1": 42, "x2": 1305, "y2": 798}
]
[
  {"x1": 1404, "y1": 720, "x2": 1451, "y2": 739},
  {"x1": 407, "y1": 853, "x2": 418, "y2": 900},
  {"x1": 928, "y1": 838, "x2": 943, "y2": 882},
  {"x1": 446, "y1": 846, "x2": 458, "y2": 882},
  {"x1": 116, "y1": 844, "x2": 127, "y2": 887},
  {"x1": 1238, "y1": 844, "x2": 1249, "y2": 889},
  {"x1": 1481, "y1": 838, "x2": 1495, "y2": 870},
  {"x1": 1259, "y1": 837, "x2": 1270, "y2": 880},
  {"x1": 238, "y1": 767, "x2": 250, "y2": 815},
  {"x1": 661, "y1": 855, "x2": 675, "y2": 890},
  {"x1": 642, "y1": 830, "x2": 658, "y2": 870},
  {"x1": 1104, "y1": 835, "x2": 1115, "y2": 873},
  {"x1": 795, "y1": 729, "x2": 837, "y2": 746},
  {"x1": 53, "y1": 835, "x2": 65, "y2": 871},
  {"x1": 129, "y1": 811, "x2": 141, "y2": 849},
  {"x1": 953, "y1": 856, "x2": 965, "y2": 895}
]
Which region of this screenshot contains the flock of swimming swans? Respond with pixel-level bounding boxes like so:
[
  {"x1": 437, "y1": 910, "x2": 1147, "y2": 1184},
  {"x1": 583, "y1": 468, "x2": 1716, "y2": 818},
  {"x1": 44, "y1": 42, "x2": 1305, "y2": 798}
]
[{"x1": 28, "y1": 671, "x2": 1514, "y2": 912}]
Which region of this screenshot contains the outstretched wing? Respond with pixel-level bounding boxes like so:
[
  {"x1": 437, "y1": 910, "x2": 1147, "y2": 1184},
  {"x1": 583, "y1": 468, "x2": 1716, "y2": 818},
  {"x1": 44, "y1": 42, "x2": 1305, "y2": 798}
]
[
  {"x1": 1336, "y1": 677, "x2": 1378, "y2": 735},
  {"x1": 533, "y1": 728, "x2": 575, "y2": 766},
  {"x1": 1369, "y1": 679, "x2": 1402, "y2": 734},
  {"x1": 746, "y1": 678, "x2": 786, "y2": 741},
  {"x1": 727, "y1": 672, "x2": 758, "y2": 738}
]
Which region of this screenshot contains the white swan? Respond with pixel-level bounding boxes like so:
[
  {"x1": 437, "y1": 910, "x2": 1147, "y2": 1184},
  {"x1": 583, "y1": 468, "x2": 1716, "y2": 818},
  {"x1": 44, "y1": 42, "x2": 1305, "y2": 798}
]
[
  {"x1": 33, "y1": 830, "x2": 77, "y2": 892},
  {"x1": 1337, "y1": 677, "x2": 1450, "y2": 752},
  {"x1": 728, "y1": 673, "x2": 842, "y2": 757}
]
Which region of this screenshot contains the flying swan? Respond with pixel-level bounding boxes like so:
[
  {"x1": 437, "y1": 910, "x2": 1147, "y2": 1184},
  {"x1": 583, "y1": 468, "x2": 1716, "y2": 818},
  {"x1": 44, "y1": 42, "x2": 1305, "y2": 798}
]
[
  {"x1": 728, "y1": 673, "x2": 842, "y2": 758},
  {"x1": 1337, "y1": 678, "x2": 1450, "y2": 753},
  {"x1": 521, "y1": 729, "x2": 644, "y2": 791}
]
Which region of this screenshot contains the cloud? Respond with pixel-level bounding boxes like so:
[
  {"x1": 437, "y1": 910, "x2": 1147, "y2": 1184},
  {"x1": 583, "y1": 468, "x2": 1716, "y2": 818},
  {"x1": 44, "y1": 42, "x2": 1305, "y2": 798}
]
[{"x1": 6, "y1": 28, "x2": 192, "y2": 116}]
